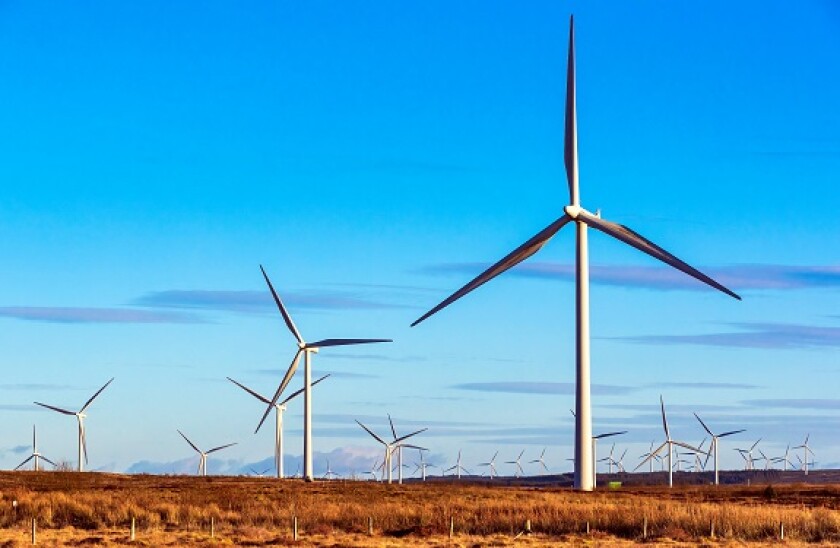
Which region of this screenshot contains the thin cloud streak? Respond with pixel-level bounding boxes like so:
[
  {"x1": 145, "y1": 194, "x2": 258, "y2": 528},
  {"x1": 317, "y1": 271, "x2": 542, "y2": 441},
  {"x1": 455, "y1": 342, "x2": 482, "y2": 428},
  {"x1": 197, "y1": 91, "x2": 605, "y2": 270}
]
[
  {"x1": 452, "y1": 382, "x2": 635, "y2": 396},
  {"x1": 620, "y1": 323, "x2": 840, "y2": 349},
  {"x1": 743, "y1": 399, "x2": 840, "y2": 410},
  {"x1": 645, "y1": 382, "x2": 760, "y2": 390},
  {"x1": 0, "y1": 306, "x2": 201, "y2": 324}
]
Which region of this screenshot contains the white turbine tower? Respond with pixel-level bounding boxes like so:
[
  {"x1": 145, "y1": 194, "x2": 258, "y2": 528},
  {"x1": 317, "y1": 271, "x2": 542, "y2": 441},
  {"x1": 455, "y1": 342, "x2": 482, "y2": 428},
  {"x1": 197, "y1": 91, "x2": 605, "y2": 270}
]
[
  {"x1": 529, "y1": 448, "x2": 549, "y2": 474},
  {"x1": 256, "y1": 266, "x2": 391, "y2": 482},
  {"x1": 794, "y1": 435, "x2": 815, "y2": 476},
  {"x1": 479, "y1": 451, "x2": 499, "y2": 479},
  {"x1": 178, "y1": 430, "x2": 236, "y2": 476},
  {"x1": 592, "y1": 432, "x2": 626, "y2": 488},
  {"x1": 15, "y1": 426, "x2": 57, "y2": 472},
  {"x1": 694, "y1": 413, "x2": 745, "y2": 486},
  {"x1": 635, "y1": 396, "x2": 702, "y2": 487},
  {"x1": 355, "y1": 419, "x2": 426, "y2": 484},
  {"x1": 228, "y1": 374, "x2": 329, "y2": 479},
  {"x1": 410, "y1": 16, "x2": 740, "y2": 491},
  {"x1": 506, "y1": 450, "x2": 525, "y2": 478},
  {"x1": 34, "y1": 377, "x2": 114, "y2": 472}
]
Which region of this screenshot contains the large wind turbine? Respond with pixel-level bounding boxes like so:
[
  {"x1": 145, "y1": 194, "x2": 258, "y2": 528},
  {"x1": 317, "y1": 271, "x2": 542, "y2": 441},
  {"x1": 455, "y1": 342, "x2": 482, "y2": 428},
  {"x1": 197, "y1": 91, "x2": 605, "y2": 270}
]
[
  {"x1": 694, "y1": 413, "x2": 744, "y2": 485},
  {"x1": 229, "y1": 374, "x2": 329, "y2": 478},
  {"x1": 34, "y1": 378, "x2": 114, "y2": 472},
  {"x1": 410, "y1": 17, "x2": 740, "y2": 491},
  {"x1": 256, "y1": 266, "x2": 391, "y2": 482},
  {"x1": 635, "y1": 396, "x2": 702, "y2": 487},
  {"x1": 178, "y1": 430, "x2": 236, "y2": 476},
  {"x1": 15, "y1": 426, "x2": 56, "y2": 472}
]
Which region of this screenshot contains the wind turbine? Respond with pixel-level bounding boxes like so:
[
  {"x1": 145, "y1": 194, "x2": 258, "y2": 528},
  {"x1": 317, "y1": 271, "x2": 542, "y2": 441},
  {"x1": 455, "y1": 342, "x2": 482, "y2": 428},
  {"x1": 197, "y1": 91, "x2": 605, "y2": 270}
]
[
  {"x1": 178, "y1": 430, "x2": 236, "y2": 476},
  {"x1": 34, "y1": 377, "x2": 114, "y2": 472},
  {"x1": 413, "y1": 449, "x2": 431, "y2": 481},
  {"x1": 635, "y1": 396, "x2": 702, "y2": 487},
  {"x1": 640, "y1": 441, "x2": 657, "y2": 474},
  {"x1": 772, "y1": 444, "x2": 795, "y2": 471},
  {"x1": 735, "y1": 439, "x2": 762, "y2": 471},
  {"x1": 409, "y1": 17, "x2": 740, "y2": 492},
  {"x1": 229, "y1": 374, "x2": 329, "y2": 479},
  {"x1": 386, "y1": 414, "x2": 428, "y2": 485},
  {"x1": 794, "y1": 435, "x2": 815, "y2": 475},
  {"x1": 446, "y1": 450, "x2": 469, "y2": 479},
  {"x1": 598, "y1": 443, "x2": 616, "y2": 474},
  {"x1": 14, "y1": 426, "x2": 57, "y2": 472},
  {"x1": 479, "y1": 451, "x2": 499, "y2": 479},
  {"x1": 694, "y1": 413, "x2": 745, "y2": 486},
  {"x1": 530, "y1": 448, "x2": 549, "y2": 474},
  {"x1": 256, "y1": 265, "x2": 392, "y2": 482},
  {"x1": 506, "y1": 450, "x2": 525, "y2": 478},
  {"x1": 355, "y1": 418, "x2": 425, "y2": 484},
  {"x1": 249, "y1": 466, "x2": 272, "y2": 477},
  {"x1": 322, "y1": 460, "x2": 340, "y2": 480}
]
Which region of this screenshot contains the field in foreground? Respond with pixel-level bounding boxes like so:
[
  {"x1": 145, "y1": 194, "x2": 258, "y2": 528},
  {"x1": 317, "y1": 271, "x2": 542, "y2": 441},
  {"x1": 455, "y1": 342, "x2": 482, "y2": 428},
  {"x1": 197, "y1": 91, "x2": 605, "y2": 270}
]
[{"x1": 0, "y1": 472, "x2": 839, "y2": 546}]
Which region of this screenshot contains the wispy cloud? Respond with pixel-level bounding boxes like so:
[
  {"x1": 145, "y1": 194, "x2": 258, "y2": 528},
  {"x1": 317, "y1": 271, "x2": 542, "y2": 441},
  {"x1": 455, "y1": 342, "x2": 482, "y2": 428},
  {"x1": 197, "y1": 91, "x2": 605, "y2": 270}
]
[
  {"x1": 742, "y1": 399, "x2": 840, "y2": 410},
  {"x1": 134, "y1": 289, "x2": 405, "y2": 313},
  {"x1": 645, "y1": 382, "x2": 760, "y2": 390},
  {"x1": 0, "y1": 383, "x2": 81, "y2": 391},
  {"x1": 451, "y1": 382, "x2": 635, "y2": 396},
  {"x1": 620, "y1": 322, "x2": 840, "y2": 349},
  {"x1": 421, "y1": 262, "x2": 840, "y2": 292},
  {"x1": 0, "y1": 404, "x2": 38, "y2": 412},
  {"x1": 0, "y1": 306, "x2": 201, "y2": 324}
]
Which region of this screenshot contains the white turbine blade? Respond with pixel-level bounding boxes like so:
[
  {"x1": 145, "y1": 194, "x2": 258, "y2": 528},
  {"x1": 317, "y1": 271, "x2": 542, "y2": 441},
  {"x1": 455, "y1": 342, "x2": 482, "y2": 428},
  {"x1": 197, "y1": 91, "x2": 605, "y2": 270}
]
[
  {"x1": 634, "y1": 442, "x2": 667, "y2": 471},
  {"x1": 750, "y1": 438, "x2": 762, "y2": 451},
  {"x1": 564, "y1": 14, "x2": 579, "y2": 205},
  {"x1": 178, "y1": 430, "x2": 203, "y2": 454},
  {"x1": 718, "y1": 429, "x2": 746, "y2": 438},
  {"x1": 400, "y1": 444, "x2": 427, "y2": 451},
  {"x1": 41, "y1": 455, "x2": 58, "y2": 467},
  {"x1": 673, "y1": 441, "x2": 702, "y2": 453},
  {"x1": 206, "y1": 442, "x2": 237, "y2": 454},
  {"x1": 576, "y1": 210, "x2": 741, "y2": 300},
  {"x1": 693, "y1": 413, "x2": 714, "y2": 437},
  {"x1": 227, "y1": 377, "x2": 271, "y2": 405},
  {"x1": 260, "y1": 265, "x2": 304, "y2": 344},
  {"x1": 355, "y1": 420, "x2": 388, "y2": 446},
  {"x1": 593, "y1": 431, "x2": 627, "y2": 440},
  {"x1": 280, "y1": 374, "x2": 330, "y2": 406},
  {"x1": 14, "y1": 455, "x2": 34, "y2": 470},
  {"x1": 80, "y1": 377, "x2": 115, "y2": 414},
  {"x1": 388, "y1": 414, "x2": 398, "y2": 440},
  {"x1": 411, "y1": 214, "x2": 574, "y2": 327},
  {"x1": 306, "y1": 338, "x2": 392, "y2": 349},
  {"x1": 81, "y1": 423, "x2": 89, "y2": 464},
  {"x1": 255, "y1": 349, "x2": 302, "y2": 434},
  {"x1": 660, "y1": 396, "x2": 670, "y2": 440},
  {"x1": 394, "y1": 428, "x2": 428, "y2": 444},
  {"x1": 34, "y1": 402, "x2": 75, "y2": 416}
]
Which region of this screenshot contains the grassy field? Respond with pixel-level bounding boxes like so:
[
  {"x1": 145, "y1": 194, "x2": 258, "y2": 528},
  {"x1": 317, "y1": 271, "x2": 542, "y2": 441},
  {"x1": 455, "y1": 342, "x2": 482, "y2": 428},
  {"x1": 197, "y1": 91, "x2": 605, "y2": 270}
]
[{"x1": 0, "y1": 472, "x2": 839, "y2": 545}]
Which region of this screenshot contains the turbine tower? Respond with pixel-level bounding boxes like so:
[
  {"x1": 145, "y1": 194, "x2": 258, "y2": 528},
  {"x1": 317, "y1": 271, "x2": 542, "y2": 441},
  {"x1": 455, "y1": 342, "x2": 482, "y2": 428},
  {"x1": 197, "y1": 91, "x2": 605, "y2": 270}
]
[
  {"x1": 228, "y1": 374, "x2": 329, "y2": 478},
  {"x1": 694, "y1": 412, "x2": 745, "y2": 485},
  {"x1": 410, "y1": 17, "x2": 740, "y2": 491},
  {"x1": 34, "y1": 377, "x2": 114, "y2": 472},
  {"x1": 178, "y1": 430, "x2": 236, "y2": 476},
  {"x1": 256, "y1": 266, "x2": 391, "y2": 482},
  {"x1": 15, "y1": 426, "x2": 57, "y2": 472}
]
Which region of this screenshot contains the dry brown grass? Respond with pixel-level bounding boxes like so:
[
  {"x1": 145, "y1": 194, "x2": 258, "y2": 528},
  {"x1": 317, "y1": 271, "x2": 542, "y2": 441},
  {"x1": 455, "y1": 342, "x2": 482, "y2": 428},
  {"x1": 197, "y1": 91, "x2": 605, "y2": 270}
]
[{"x1": 0, "y1": 472, "x2": 839, "y2": 545}]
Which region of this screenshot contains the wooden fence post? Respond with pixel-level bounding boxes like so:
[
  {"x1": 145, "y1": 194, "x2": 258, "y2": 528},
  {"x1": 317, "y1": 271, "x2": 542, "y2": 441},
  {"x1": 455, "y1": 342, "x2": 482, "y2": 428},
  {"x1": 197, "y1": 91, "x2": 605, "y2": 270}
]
[
  {"x1": 293, "y1": 516, "x2": 298, "y2": 541},
  {"x1": 586, "y1": 521, "x2": 590, "y2": 534},
  {"x1": 780, "y1": 521, "x2": 785, "y2": 540},
  {"x1": 31, "y1": 518, "x2": 36, "y2": 546},
  {"x1": 368, "y1": 516, "x2": 373, "y2": 535},
  {"x1": 643, "y1": 517, "x2": 647, "y2": 539},
  {"x1": 210, "y1": 516, "x2": 215, "y2": 539},
  {"x1": 449, "y1": 516, "x2": 454, "y2": 539},
  {"x1": 710, "y1": 520, "x2": 715, "y2": 539},
  {"x1": 130, "y1": 517, "x2": 136, "y2": 541}
]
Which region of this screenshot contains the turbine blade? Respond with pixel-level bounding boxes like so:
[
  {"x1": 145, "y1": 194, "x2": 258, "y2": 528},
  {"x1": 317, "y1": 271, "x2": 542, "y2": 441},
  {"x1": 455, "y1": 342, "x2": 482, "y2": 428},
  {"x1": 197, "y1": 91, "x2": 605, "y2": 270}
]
[
  {"x1": 750, "y1": 438, "x2": 762, "y2": 451},
  {"x1": 718, "y1": 429, "x2": 747, "y2": 438},
  {"x1": 41, "y1": 456, "x2": 58, "y2": 467},
  {"x1": 693, "y1": 413, "x2": 714, "y2": 437},
  {"x1": 564, "y1": 14, "x2": 578, "y2": 205},
  {"x1": 34, "y1": 402, "x2": 75, "y2": 416},
  {"x1": 660, "y1": 396, "x2": 670, "y2": 440},
  {"x1": 279, "y1": 374, "x2": 330, "y2": 406},
  {"x1": 400, "y1": 444, "x2": 428, "y2": 451},
  {"x1": 394, "y1": 428, "x2": 428, "y2": 444},
  {"x1": 576, "y1": 210, "x2": 741, "y2": 300},
  {"x1": 206, "y1": 442, "x2": 237, "y2": 454},
  {"x1": 15, "y1": 455, "x2": 34, "y2": 470},
  {"x1": 81, "y1": 424, "x2": 89, "y2": 464},
  {"x1": 388, "y1": 414, "x2": 398, "y2": 440},
  {"x1": 260, "y1": 265, "x2": 304, "y2": 344},
  {"x1": 411, "y1": 214, "x2": 573, "y2": 327},
  {"x1": 306, "y1": 338, "x2": 392, "y2": 349},
  {"x1": 178, "y1": 430, "x2": 202, "y2": 454},
  {"x1": 355, "y1": 420, "x2": 388, "y2": 446},
  {"x1": 80, "y1": 377, "x2": 115, "y2": 414},
  {"x1": 593, "y1": 431, "x2": 627, "y2": 440},
  {"x1": 634, "y1": 443, "x2": 667, "y2": 471},
  {"x1": 673, "y1": 441, "x2": 702, "y2": 453},
  {"x1": 227, "y1": 377, "x2": 271, "y2": 405},
  {"x1": 255, "y1": 349, "x2": 302, "y2": 434}
]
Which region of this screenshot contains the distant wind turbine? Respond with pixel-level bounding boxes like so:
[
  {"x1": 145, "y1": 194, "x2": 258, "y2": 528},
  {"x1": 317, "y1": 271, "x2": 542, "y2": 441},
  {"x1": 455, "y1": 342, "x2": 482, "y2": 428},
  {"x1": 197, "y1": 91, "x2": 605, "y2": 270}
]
[
  {"x1": 734, "y1": 439, "x2": 762, "y2": 471},
  {"x1": 255, "y1": 265, "x2": 391, "y2": 482},
  {"x1": 794, "y1": 435, "x2": 815, "y2": 475},
  {"x1": 34, "y1": 377, "x2": 114, "y2": 472},
  {"x1": 506, "y1": 450, "x2": 525, "y2": 478},
  {"x1": 446, "y1": 450, "x2": 469, "y2": 480},
  {"x1": 772, "y1": 444, "x2": 795, "y2": 471},
  {"x1": 479, "y1": 451, "x2": 499, "y2": 479},
  {"x1": 15, "y1": 426, "x2": 57, "y2": 472},
  {"x1": 355, "y1": 418, "x2": 426, "y2": 484},
  {"x1": 635, "y1": 396, "x2": 701, "y2": 487},
  {"x1": 694, "y1": 413, "x2": 745, "y2": 486},
  {"x1": 410, "y1": 17, "x2": 740, "y2": 492},
  {"x1": 529, "y1": 448, "x2": 549, "y2": 474},
  {"x1": 178, "y1": 430, "x2": 236, "y2": 476}
]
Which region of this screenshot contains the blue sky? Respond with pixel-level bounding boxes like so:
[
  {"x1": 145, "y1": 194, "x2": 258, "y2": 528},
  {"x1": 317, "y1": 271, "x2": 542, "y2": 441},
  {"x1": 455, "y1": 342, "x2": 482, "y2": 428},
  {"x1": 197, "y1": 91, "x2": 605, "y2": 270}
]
[{"x1": 0, "y1": 0, "x2": 838, "y2": 476}]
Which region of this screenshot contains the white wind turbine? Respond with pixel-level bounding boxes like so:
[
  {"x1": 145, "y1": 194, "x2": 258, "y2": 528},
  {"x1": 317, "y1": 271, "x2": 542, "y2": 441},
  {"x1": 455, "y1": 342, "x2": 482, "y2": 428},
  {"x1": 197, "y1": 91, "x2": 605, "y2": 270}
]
[
  {"x1": 410, "y1": 16, "x2": 740, "y2": 492},
  {"x1": 34, "y1": 377, "x2": 114, "y2": 472},
  {"x1": 506, "y1": 450, "x2": 526, "y2": 478},
  {"x1": 355, "y1": 419, "x2": 426, "y2": 484},
  {"x1": 386, "y1": 414, "x2": 428, "y2": 485},
  {"x1": 640, "y1": 441, "x2": 657, "y2": 473},
  {"x1": 229, "y1": 374, "x2": 329, "y2": 479},
  {"x1": 413, "y1": 449, "x2": 431, "y2": 481},
  {"x1": 530, "y1": 448, "x2": 549, "y2": 474},
  {"x1": 735, "y1": 439, "x2": 762, "y2": 471},
  {"x1": 14, "y1": 426, "x2": 57, "y2": 472},
  {"x1": 598, "y1": 443, "x2": 617, "y2": 474},
  {"x1": 772, "y1": 444, "x2": 795, "y2": 471},
  {"x1": 635, "y1": 396, "x2": 702, "y2": 488},
  {"x1": 322, "y1": 459, "x2": 340, "y2": 480},
  {"x1": 255, "y1": 265, "x2": 392, "y2": 482},
  {"x1": 613, "y1": 449, "x2": 628, "y2": 473},
  {"x1": 446, "y1": 450, "x2": 470, "y2": 479},
  {"x1": 178, "y1": 430, "x2": 237, "y2": 476},
  {"x1": 479, "y1": 451, "x2": 499, "y2": 479},
  {"x1": 694, "y1": 413, "x2": 745, "y2": 486},
  {"x1": 794, "y1": 435, "x2": 815, "y2": 475}
]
